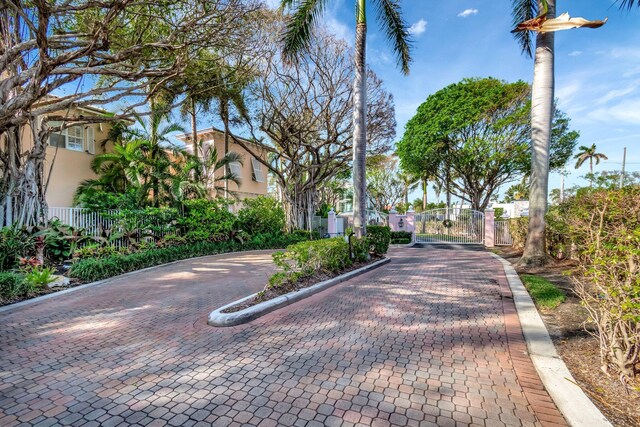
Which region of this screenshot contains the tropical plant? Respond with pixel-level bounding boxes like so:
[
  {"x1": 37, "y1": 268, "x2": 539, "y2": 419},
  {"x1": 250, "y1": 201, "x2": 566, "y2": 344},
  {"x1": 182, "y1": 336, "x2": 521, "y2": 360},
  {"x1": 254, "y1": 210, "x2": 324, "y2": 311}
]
[
  {"x1": 281, "y1": 0, "x2": 412, "y2": 238},
  {"x1": 511, "y1": 0, "x2": 605, "y2": 266},
  {"x1": 189, "y1": 145, "x2": 243, "y2": 200},
  {"x1": 23, "y1": 266, "x2": 57, "y2": 293},
  {"x1": 574, "y1": 143, "x2": 608, "y2": 187}
]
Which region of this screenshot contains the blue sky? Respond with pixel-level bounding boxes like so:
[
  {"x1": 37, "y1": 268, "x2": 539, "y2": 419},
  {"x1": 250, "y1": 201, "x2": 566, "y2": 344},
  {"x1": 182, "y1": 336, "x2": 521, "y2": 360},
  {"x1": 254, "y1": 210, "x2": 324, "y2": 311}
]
[{"x1": 266, "y1": 0, "x2": 640, "y2": 202}]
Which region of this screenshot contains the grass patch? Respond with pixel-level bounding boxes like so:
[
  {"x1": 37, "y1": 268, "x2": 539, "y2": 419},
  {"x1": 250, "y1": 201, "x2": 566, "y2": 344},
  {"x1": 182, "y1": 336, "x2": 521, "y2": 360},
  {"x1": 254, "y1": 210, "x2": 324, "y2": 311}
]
[{"x1": 521, "y1": 274, "x2": 566, "y2": 309}]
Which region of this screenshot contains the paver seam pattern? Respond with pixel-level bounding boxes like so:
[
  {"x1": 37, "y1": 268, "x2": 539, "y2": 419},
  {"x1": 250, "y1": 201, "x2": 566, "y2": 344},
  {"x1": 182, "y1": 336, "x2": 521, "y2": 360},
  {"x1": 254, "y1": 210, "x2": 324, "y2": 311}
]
[
  {"x1": 0, "y1": 247, "x2": 566, "y2": 426},
  {"x1": 495, "y1": 270, "x2": 567, "y2": 426}
]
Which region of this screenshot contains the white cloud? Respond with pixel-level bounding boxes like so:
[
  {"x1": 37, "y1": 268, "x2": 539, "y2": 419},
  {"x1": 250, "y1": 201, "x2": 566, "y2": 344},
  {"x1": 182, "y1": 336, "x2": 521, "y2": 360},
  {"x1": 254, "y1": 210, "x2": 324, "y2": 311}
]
[
  {"x1": 587, "y1": 98, "x2": 640, "y2": 124},
  {"x1": 458, "y1": 9, "x2": 479, "y2": 18},
  {"x1": 598, "y1": 86, "x2": 637, "y2": 105},
  {"x1": 408, "y1": 19, "x2": 427, "y2": 36},
  {"x1": 568, "y1": 50, "x2": 583, "y2": 57}
]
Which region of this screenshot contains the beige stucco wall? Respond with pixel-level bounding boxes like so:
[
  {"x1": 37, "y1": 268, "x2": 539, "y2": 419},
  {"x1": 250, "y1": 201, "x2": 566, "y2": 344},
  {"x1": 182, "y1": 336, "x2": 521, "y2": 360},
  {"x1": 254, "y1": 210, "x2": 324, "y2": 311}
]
[{"x1": 19, "y1": 108, "x2": 115, "y2": 207}]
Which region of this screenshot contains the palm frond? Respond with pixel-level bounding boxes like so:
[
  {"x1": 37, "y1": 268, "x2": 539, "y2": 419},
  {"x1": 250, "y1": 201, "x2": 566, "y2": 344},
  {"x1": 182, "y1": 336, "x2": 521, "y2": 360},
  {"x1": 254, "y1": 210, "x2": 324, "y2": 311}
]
[
  {"x1": 281, "y1": 0, "x2": 329, "y2": 61},
  {"x1": 617, "y1": 0, "x2": 638, "y2": 10},
  {"x1": 373, "y1": 0, "x2": 412, "y2": 75},
  {"x1": 511, "y1": 0, "x2": 538, "y2": 57}
]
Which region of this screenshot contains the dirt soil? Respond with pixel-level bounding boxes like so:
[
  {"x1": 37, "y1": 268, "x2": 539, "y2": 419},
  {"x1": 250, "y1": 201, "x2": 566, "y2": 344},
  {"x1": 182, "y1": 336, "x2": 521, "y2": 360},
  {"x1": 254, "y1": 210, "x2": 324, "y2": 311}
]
[
  {"x1": 222, "y1": 258, "x2": 380, "y2": 313},
  {"x1": 495, "y1": 247, "x2": 640, "y2": 427}
]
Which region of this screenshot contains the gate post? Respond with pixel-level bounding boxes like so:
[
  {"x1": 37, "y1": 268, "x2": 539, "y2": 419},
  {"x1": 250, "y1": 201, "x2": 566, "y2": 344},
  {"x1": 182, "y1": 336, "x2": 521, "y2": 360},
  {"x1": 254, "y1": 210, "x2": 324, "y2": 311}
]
[
  {"x1": 328, "y1": 209, "x2": 337, "y2": 237},
  {"x1": 388, "y1": 209, "x2": 398, "y2": 231},
  {"x1": 484, "y1": 209, "x2": 495, "y2": 248}
]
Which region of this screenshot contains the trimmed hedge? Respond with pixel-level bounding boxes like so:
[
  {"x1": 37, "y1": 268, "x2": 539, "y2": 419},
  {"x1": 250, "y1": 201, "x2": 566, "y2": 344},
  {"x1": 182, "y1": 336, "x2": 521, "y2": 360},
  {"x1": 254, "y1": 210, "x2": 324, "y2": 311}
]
[
  {"x1": 69, "y1": 233, "x2": 312, "y2": 283},
  {"x1": 390, "y1": 231, "x2": 412, "y2": 245},
  {"x1": 366, "y1": 226, "x2": 391, "y2": 256}
]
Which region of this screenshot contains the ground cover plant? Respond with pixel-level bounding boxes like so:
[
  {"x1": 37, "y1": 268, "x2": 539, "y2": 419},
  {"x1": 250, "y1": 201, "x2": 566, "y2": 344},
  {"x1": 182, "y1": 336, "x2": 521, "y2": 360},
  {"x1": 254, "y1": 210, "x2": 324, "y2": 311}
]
[{"x1": 521, "y1": 274, "x2": 565, "y2": 309}]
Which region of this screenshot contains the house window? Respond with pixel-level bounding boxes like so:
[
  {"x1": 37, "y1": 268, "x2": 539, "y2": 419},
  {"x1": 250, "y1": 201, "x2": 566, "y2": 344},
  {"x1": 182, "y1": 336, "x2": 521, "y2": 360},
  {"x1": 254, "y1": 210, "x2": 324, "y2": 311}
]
[
  {"x1": 229, "y1": 162, "x2": 242, "y2": 179},
  {"x1": 47, "y1": 122, "x2": 87, "y2": 152},
  {"x1": 66, "y1": 126, "x2": 84, "y2": 151},
  {"x1": 251, "y1": 158, "x2": 265, "y2": 182}
]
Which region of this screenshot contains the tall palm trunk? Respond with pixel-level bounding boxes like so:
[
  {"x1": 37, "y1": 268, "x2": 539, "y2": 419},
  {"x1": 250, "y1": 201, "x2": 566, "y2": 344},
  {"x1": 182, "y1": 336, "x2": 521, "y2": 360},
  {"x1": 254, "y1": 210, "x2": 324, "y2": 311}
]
[
  {"x1": 422, "y1": 177, "x2": 427, "y2": 211},
  {"x1": 589, "y1": 157, "x2": 593, "y2": 187},
  {"x1": 521, "y1": 0, "x2": 555, "y2": 266},
  {"x1": 222, "y1": 100, "x2": 230, "y2": 200},
  {"x1": 352, "y1": 0, "x2": 367, "y2": 238},
  {"x1": 190, "y1": 97, "x2": 198, "y2": 161}
]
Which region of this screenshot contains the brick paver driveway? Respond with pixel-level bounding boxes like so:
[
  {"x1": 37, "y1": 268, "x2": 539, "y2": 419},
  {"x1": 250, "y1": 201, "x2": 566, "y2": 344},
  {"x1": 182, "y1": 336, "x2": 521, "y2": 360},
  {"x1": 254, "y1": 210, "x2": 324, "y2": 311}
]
[{"x1": 0, "y1": 246, "x2": 565, "y2": 427}]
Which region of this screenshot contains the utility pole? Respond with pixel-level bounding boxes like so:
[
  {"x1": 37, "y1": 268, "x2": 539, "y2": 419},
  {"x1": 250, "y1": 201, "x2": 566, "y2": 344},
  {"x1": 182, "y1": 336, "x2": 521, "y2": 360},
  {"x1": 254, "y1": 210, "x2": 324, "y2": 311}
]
[{"x1": 620, "y1": 147, "x2": 627, "y2": 189}]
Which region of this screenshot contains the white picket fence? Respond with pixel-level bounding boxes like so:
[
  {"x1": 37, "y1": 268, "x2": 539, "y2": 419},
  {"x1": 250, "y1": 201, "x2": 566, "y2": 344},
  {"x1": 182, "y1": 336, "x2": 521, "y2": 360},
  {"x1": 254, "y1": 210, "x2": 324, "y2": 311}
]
[
  {"x1": 46, "y1": 207, "x2": 172, "y2": 248},
  {"x1": 494, "y1": 220, "x2": 513, "y2": 246}
]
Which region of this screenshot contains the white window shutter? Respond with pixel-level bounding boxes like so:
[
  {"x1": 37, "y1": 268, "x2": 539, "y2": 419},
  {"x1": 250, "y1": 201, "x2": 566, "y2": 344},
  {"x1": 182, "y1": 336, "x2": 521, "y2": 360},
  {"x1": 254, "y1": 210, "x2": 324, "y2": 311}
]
[
  {"x1": 251, "y1": 158, "x2": 265, "y2": 182},
  {"x1": 229, "y1": 162, "x2": 242, "y2": 179},
  {"x1": 86, "y1": 127, "x2": 95, "y2": 154}
]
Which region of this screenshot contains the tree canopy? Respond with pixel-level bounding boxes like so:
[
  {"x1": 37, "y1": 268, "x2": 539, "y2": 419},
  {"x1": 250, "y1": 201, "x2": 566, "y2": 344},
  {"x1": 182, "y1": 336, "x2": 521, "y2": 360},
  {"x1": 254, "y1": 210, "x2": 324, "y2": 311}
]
[{"x1": 396, "y1": 77, "x2": 579, "y2": 210}]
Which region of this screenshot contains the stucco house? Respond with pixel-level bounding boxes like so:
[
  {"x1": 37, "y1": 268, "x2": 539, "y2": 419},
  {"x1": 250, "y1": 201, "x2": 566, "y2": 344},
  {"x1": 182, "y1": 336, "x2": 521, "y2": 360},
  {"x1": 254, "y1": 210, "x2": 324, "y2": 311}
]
[
  {"x1": 19, "y1": 105, "x2": 119, "y2": 208},
  {"x1": 174, "y1": 128, "x2": 269, "y2": 204}
]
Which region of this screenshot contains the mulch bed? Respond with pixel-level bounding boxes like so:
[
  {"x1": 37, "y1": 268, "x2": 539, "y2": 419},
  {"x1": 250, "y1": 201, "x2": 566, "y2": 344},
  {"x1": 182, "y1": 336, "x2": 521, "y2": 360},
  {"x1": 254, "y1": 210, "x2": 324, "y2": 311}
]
[
  {"x1": 222, "y1": 257, "x2": 381, "y2": 314},
  {"x1": 495, "y1": 247, "x2": 640, "y2": 427}
]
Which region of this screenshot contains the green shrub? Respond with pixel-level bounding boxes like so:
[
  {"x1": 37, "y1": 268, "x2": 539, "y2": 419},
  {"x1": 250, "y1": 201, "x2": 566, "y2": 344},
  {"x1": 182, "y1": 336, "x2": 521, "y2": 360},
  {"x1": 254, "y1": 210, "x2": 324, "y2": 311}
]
[
  {"x1": 366, "y1": 226, "x2": 391, "y2": 256},
  {"x1": 68, "y1": 232, "x2": 313, "y2": 283},
  {"x1": 391, "y1": 238, "x2": 411, "y2": 245},
  {"x1": 507, "y1": 218, "x2": 529, "y2": 249},
  {"x1": 23, "y1": 266, "x2": 56, "y2": 292},
  {"x1": 237, "y1": 196, "x2": 285, "y2": 236},
  {"x1": 561, "y1": 186, "x2": 640, "y2": 380},
  {"x1": 351, "y1": 237, "x2": 369, "y2": 262},
  {"x1": 268, "y1": 238, "x2": 352, "y2": 292},
  {"x1": 178, "y1": 199, "x2": 237, "y2": 241},
  {"x1": 0, "y1": 226, "x2": 34, "y2": 270},
  {"x1": 0, "y1": 272, "x2": 26, "y2": 301},
  {"x1": 390, "y1": 231, "x2": 412, "y2": 244}
]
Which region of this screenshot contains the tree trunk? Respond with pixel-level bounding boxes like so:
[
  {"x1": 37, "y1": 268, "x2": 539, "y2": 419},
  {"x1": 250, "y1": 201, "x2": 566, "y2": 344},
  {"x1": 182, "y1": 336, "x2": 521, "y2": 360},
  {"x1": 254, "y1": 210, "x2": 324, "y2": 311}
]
[
  {"x1": 521, "y1": 0, "x2": 555, "y2": 267},
  {"x1": 352, "y1": 0, "x2": 367, "y2": 238},
  {"x1": 222, "y1": 101, "x2": 230, "y2": 200},
  {"x1": 422, "y1": 177, "x2": 427, "y2": 211},
  {"x1": 589, "y1": 157, "x2": 593, "y2": 187},
  {"x1": 190, "y1": 97, "x2": 198, "y2": 161}
]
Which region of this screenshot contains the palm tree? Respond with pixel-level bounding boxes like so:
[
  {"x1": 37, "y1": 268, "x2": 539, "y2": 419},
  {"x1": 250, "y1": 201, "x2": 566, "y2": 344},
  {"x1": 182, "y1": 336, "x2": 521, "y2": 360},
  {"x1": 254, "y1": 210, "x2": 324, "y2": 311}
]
[
  {"x1": 281, "y1": 0, "x2": 411, "y2": 237},
  {"x1": 190, "y1": 144, "x2": 244, "y2": 199},
  {"x1": 574, "y1": 143, "x2": 608, "y2": 186},
  {"x1": 511, "y1": 0, "x2": 605, "y2": 266}
]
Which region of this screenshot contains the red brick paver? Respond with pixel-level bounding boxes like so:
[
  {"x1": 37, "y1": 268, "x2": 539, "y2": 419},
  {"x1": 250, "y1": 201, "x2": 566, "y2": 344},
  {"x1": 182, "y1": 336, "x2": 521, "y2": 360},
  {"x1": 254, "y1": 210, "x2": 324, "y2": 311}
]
[{"x1": 0, "y1": 247, "x2": 566, "y2": 426}]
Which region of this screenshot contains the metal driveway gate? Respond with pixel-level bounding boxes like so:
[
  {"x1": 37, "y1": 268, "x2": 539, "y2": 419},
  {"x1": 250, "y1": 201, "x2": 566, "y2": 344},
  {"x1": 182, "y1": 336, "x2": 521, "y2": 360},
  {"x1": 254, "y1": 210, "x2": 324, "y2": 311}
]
[{"x1": 414, "y1": 208, "x2": 485, "y2": 244}]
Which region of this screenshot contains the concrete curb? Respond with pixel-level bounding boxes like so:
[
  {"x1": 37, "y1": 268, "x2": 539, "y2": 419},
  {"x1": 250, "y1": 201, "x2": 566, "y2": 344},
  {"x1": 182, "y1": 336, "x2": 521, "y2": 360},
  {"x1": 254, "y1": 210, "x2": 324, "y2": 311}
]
[
  {"x1": 0, "y1": 249, "x2": 279, "y2": 315},
  {"x1": 208, "y1": 257, "x2": 391, "y2": 327},
  {"x1": 490, "y1": 253, "x2": 612, "y2": 427}
]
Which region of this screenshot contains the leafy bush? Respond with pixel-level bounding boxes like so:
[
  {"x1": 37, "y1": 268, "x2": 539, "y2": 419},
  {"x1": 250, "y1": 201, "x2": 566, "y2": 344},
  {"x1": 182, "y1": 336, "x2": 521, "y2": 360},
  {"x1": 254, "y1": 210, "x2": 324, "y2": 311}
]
[
  {"x1": 366, "y1": 226, "x2": 391, "y2": 256},
  {"x1": 40, "y1": 219, "x2": 90, "y2": 262},
  {"x1": 178, "y1": 199, "x2": 236, "y2": 241},
  {"x1": 0, "y1": 226, "x2": 34, "y2": 270},
  {"x1": 561, "y1": 186, "x2": 640, "y2": 381},
  {"x1": 0, "y1": 272, "x2": 26, "y2": 301},
  {"x1": 267, "y1": 238, "x2": 352, "y2": 291},
  {"x1": 351, "y1": 237, "x2": 369, "y2": 262},
  {"x1": 237, "y1": 196, "x2": 285, "y2": 236},
  {"x1": 390, "y1": 231, "x2": 412, "y2": 245},
  {"x1": 23, "y1": 266, "x2": 56, "y2": 292},
  {"x1": 69, "y1": 232, "x2": 313, "y2": 283},
  {"x1": 507, "y1": 218, "x2": 528, "y2": 249}
]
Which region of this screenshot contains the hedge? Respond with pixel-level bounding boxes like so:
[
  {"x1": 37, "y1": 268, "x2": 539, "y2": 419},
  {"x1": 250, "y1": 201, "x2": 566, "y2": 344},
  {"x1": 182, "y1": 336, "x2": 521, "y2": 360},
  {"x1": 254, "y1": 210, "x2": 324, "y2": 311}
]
[{"x1": 69, "y1": 233, "x2": 312, "y2": 283}]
